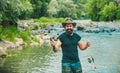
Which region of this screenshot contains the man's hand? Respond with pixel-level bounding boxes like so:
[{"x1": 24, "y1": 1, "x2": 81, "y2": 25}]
[
  {"x1": 50, "y1": 37, "x2": 55, "y2": 46},
  {"x1": 50, "y1": 38, "x2": 57, "y2": 52},
  {"x1": 78, "y1": 40, "x2": 91, "y2": 50},
  {"x1": 50, "y1": 38, "x2": 62, "y2": 52},
  {"x1": 50, "y1": 41, "x2": 55, "y2": 47},
  {"x1": 86, "y1": 41, "x2": 90, "y2": 48}
]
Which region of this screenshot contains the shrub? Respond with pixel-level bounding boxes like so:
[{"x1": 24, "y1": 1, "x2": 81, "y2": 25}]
[
  {"x1": 39, "y1": 24, "x2": 47, "y2": 28},
  {"x1": 0, "y1": 25, "x2": 32, "y2": 43},
  {"x1": 32, "y1": 37, "x2": 39, "y2": 42},
  {"x1": 0, "y1": 26, "x2": 19, "y2": 42},
  {"x1": 34, "y1": 17, "x2": 65, "y2": 25},
  {"x1": 19, "y1": 31, "x2": 31, "y2": 43}
]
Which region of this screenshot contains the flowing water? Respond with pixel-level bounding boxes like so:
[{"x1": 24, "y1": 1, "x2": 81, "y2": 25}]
[{"x1": 0, "y1": 31, "x2": 120, "y2": 73}]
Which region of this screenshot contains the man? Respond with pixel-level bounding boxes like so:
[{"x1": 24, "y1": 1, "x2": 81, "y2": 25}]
[{"x1": 50, "y1": 18, "x2": 90, "y2": 73}]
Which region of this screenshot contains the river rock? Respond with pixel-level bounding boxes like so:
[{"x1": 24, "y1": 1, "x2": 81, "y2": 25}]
[
  {"x1": 0, "y1": 58, "x2": 6, "y2": 67},
  {"x1": 0, "y1": 47, "x2": 7, "y2": 58},
  {"x1": 0, "y1": 40, "x2": 17, "y2": 50},
  {"x1": 15, "y1": 38, "x2": 24, "y2": 46}
]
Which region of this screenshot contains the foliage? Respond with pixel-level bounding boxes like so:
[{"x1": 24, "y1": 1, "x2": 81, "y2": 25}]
[
  {"x1": 39, "y1": 24, "x2": 47, "y2": 28},
  {"x1": 99, "y1": 2, "x2": 117, "y2": 21},
  {"x1": 116, "y1": 6, "x2": 120, "y2": 19},
  {"x1": 47, "y1": 0, "x2": 84, "y2": 19},
  {"x1": 30, "y1": 0, "x2": 50, "y2": 18},
  {"x1": 0, "y1": 0, "x2": 120, "y2": 25},
  {"x1": 32, "y1": 37, "x2": 39, "y2": 42},
  {"x1": 30, "y1": 0, "x2": 42, "y2": 18},
  {"x1": 55, "y1": 0, "x2": 77, "y2": 18},
  {"x1": 115, "y1": 19, "x2": 120, "y2": 22},
  {"x1": 19, "y1": 0, "x2": 33, "y2": 19},
  {"x1": 0, "y1": 0, "x2": 33, "y2": 24},
  {"x1": 85, "y1": 0, "x2": 115, "y2": 21},
  {"x1": 19, "y1": 31, "x2": 31, "y2": 43},
  {"x1": 31, "y1": 25, "x2": 39, "y2": 30},
  {"x1": 47, "y1": 0, "x2": 58, "y2": 17},
  {"x1": 34, "y1": 17, "x2": 64, "y2": 28},
  {"x1": 0, "y1": 25, "x2": 19, "y2": 41},
  {"x1": 0, "y1": 25, "x2": 31, "y2": 42},
  {"x1": 34, "y1": 17, "x2": 65, "y2": 24}
]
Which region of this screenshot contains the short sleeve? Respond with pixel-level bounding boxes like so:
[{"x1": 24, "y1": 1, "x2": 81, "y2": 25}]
[
  {"x1": 58, "y1": 36, "x2": 62, "y2": 42},
  {"x1": 76, "y1": 33, "x2": 81, "y2": 42},
  {"x1": 57, "y1": 33, "x2": 64, "y2": 43}
]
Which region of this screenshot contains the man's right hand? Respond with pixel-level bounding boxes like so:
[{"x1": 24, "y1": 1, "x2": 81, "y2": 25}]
[
  {"x1": 50, "y1": 41, "x2": 55, "y2": 47},
  {"x1": 50, "y1": 38, "x2": 62, "y2": 52}
]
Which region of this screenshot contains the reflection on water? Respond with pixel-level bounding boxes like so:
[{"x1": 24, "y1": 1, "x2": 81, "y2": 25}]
[{"x1": 0, "y1": 32, "x2": 120, "y2": 73}]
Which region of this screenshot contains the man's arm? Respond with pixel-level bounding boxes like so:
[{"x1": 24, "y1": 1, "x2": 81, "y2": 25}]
[
  {"x1": 78, "y1": 40, "x2": 90, "y2": 50},
  {"x1": 50, "y1": 39, "x2": 62, "y2": 52}
]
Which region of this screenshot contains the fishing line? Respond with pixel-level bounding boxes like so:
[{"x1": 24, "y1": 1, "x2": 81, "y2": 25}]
[
  {"x1": 85, "y1": 34, "x2": 96, "y2": 69},
  {"x1": 88, "y1": 47, "x2": 96, "y2": 69}
]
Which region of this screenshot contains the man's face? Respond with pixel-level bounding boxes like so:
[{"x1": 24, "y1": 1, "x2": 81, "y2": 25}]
[{"x1": 64, "y1": 23, "x2": 74, "y2": 35}]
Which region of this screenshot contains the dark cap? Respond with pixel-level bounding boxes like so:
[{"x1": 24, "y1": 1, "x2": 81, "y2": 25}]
[{"x1": 62, "y1": 18, "x2": 76, "y2": 27}]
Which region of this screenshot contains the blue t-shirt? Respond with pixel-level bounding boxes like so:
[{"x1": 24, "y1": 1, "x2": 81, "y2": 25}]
[{"x1": 58, "y1": 32, "x2": 81, "y2": 63}]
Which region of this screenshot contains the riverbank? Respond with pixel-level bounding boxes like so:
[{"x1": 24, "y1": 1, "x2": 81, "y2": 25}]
[
  {"x1": 0, "y1": 35, "x2": 52, "y2": 58},
  {"x1": 75, "y1": 20, "x2": 120, "y2": 33},
  {"x1": 0, "y1": 19, "x2": 120, "y2": 58}
]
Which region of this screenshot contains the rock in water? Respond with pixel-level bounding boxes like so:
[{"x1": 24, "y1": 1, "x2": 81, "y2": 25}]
[{"x1": 0, "y1": 47, "x2": 7, "y2": 58}]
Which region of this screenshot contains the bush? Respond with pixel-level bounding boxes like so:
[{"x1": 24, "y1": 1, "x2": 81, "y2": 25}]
[
  {"x1": 0, "y1": 25, "x2": 31, "y2": 43},
  {"x1": 99, "y1": 2, "x2": 117, "y2": 21},
  {"x1": 39, "y1": 24, "x2": 47, "y2": 28},
  {"x1": 0, "y1": 26, "x2": 19, "y2": 42},
  {"x1": 116, "y1": 6, "x2": 120, "y2": 20},
  {"x1": 34, "y1": 17, "x2": 65, "y2": 25},
  {"x1": 32, "y1": 37, "x2": 39, "y2": 42},
  {"x1": 19, "y1": 31, "x2": 31, "y2": 43}
]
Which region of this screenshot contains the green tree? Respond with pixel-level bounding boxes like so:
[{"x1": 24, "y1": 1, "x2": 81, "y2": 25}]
[
  {"x1": 47, "y1": 0, "x2": 77, "y2": 18},
  {"x1": 47, "y1": 0, "x2": 58, "y2": 17},
  {"x1": 100, "y1": 2, "x2": 117, "y2": 21},
  {"x1": 0, "y1": 0, "x2": 33, "y2": 25},
  {"x1": 86, "y1": 0, "x2": 114, "y2": 21},
  {"x1": 30, "y1": 0, "x2": 42, "y2": 18},
  {"x1": 30, "y1": 0, "x2": 51, "y2": 18},
  {"x1": 57, "y1": 0, "x2": 76, "y2": 18},
  {"x1": 116, "y1": 6, "x2": 120, "y2": 19},
  {"x1": 74, "y1": 0, "x2": 88, "y2": 19},
  {"x1": 40, "y1": 0, "x2": 51, "y2": 17},
  {"x1": 19, "y1": 0, "x2": 33, "y2": 19}
]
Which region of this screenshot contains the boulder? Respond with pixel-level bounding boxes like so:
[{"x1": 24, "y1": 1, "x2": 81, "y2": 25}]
[{"x1": 0, "y1": 47, "x2": 7, "y2": 58}]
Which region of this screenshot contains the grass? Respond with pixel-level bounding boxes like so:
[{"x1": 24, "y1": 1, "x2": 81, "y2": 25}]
[
  {"x1": 0, "y1": 17, "x2": 65, "y2": 42},
  {"x1": 34, "y1": 17, "x2": 65, "y2": 24},
  {"x1": 115, "y1": 19, "x2": 120, "y2": 22},
  {"x1": 0, "y1": 26, "x2": 19, "y2": 42},
  {"x1": 0, "y1": 25, "x2": 31, "y2": 43},
  {"x1": 34, "y1": 17, "x2": 65, "y2": 28},
  {"x1": 19, "y1": 31, "x2": 31, "y2": 43}
]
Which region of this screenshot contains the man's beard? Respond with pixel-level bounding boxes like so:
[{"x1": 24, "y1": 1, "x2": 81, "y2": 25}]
[{"x1": 66, "y1": 29, "x2": 73, "y2": 35}]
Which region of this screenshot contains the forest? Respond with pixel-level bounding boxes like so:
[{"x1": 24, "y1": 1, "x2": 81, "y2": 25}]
[{"x1": 0, "y1": 0, "x2": 120, "y2": 25}]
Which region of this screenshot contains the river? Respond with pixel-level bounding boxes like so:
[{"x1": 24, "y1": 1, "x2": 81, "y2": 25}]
[{"x1": 0, "y1": 31, "x2": 120, "y2": 73}]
